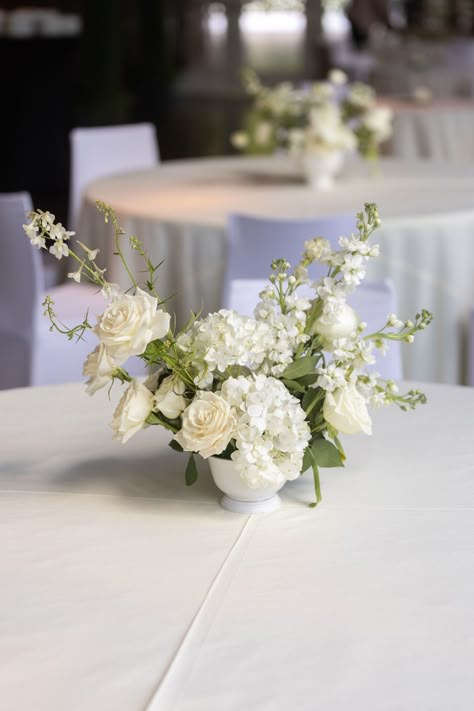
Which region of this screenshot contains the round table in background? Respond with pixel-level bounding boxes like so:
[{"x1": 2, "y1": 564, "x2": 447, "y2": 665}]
[
  {"x1": 384, "y1": 99, "x2": 474, "y2": 162},
  {"x1": 80, "y1": 156, "x2": 474, "y2": 384},
  {"x1": 1, "y1": 381, "x2": 474, "y2": 710}
]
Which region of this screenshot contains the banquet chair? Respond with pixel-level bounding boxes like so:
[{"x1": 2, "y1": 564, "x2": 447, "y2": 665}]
[
  {"x1": 69, "y1": 122, "x2": 159, "y2": 230},
  {"x1": 224, "y1": 213, "x2": 403, "y2": 380},
  {"x1": 0, "y1": 192, "x2": 107, "y2": 389},
  {"x1": 469, "y1": 310, "x2": 474, "y2": 387},
  {"x1": 223, "y1": 212, "x2": 358, "y2": 305}
]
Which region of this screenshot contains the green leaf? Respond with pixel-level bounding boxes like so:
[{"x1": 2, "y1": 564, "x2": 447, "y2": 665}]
[
  {"x1": 302, "y1": 387, "x2": 323, "y2": 415},
  {"x1": 145, "y1": 411, "x2": 162, "y2": 425},
  {"x1": 168, "y1": 439, "x2": 184, "y2": 453},
  {"x1": 145, "y1": 411, "x2": 179, "y2": 433},
  {"x1": 281, "y1": 355, "x2": 320, "y2": 380},
  {"x1": 302, "y1": 445, "x2": 314, "y2": 474},
  {"x1": 185, "y1": 454, "x2": 198, "y2": 486},
  {"x1": 311, "y1": 439, "x2": 344, "y2": 468},
  {"x1": 297, "y1": 373, "x2": 320, "y2": 387},
  {"x1": 282, "y1": 378, "x2": 306, "y2": 394}
]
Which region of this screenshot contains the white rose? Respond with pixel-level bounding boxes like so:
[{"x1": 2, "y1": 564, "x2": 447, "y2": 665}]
[
  {"x1": 323, "y1": 384, "x2": 372, "y2": 435},
  {"x1": 154, "y1": 375, "x2": 187, "y2": 420},
  {"x1": 83, "y1": 344, "x2": 119, "y2": 395},
  {"x1": 174, "y1": 391, "x2": 236, "y2": 459},
  {"x1": 313, "y1": 302, "x2": 359, "y2": 343},
  {"x1": 111, "y1": 379, "x2": 154, "y2": 443},
  {"x1": 94, "y1": 288, "x2": 170, "y2": 363}
]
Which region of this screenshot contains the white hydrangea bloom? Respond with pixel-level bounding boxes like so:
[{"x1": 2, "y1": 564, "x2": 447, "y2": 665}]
[
  {"x1": 220, "y1": 375, "x2": 311, "y2": 489},
  {"x1": 178, "y1": 308, "x2": 309, "y2": 385}
]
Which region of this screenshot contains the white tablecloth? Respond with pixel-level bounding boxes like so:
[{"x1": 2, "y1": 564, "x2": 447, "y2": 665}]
[
  {"x1": 80, "y1": 156, "x2": 474, "y2": 385},
  {"x1": 385, "y1": 100, "x2": 474, "y2": 162},
  {"x1": 1, "y1": 381, "x2": 474, "y2": 709},
  {"x1": 372, "y1": 37, "x2": 474, "y2": 99}
]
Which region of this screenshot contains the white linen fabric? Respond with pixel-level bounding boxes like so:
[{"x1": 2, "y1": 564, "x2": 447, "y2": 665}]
[
  {"x1": 372, "y1": 37, "x2": 474, "y2": 98},
  {"x1": 79, "y1": 156, "x2": 474, "y2": 385},
  {"x1": 0, "y1": 382, "x2": 473, "y2": 710},
  {"x1": 386, "y1": 100, "x2": 474, "y2": 162}
]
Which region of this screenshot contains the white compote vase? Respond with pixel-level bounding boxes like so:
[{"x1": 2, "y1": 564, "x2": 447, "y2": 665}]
[
  {"x1": 302, "y1": 150, "x2": 344, "y2": 191},
  {"x1": 208, "y1": 456, "x2": 283, "y2": 514}
]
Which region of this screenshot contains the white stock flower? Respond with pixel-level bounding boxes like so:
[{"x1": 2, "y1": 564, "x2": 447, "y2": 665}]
[
  {"x1": 49, "y1": 240, "x2": 69, "y2": 260},
  {"x1": 304, "y1": 237, "x2": 331, "y2": 262},
  {"x1": 83, "y1": 344, "x2": 119, "y2": 395},
  {"x1": 175, "y1": 391, "x2": 236, "y2": 459},
  {"x1": 313, "y1": 302, "x2": 359, "y2": 343},
  {"x1": 220, "y1": 375, "x2": 310, "y2": 489},
  {"x1": 23, "y1": 221, "x2": 45, "y2": 249},
  {"x1": 100, "y1": 282, "x2": 121, "y2": 301},
  {"x1": 153, "y1": 375, "x2": 187, "y2": 420},
  {"x1": 68, "y1": 269, "x2": 82, "y2": 283},
  {"x1": 77, "y1": 240, "x2": 99, "y2": 260},
  {"x1": 340, "y1": 253, "x2": 366, "y2": 286},
  {"x1": 363, "y1": 106, "x2": 393, "y2": 142},
  {"x1": 316, "y1": 363, "x2": 347, "y2": 392},
  {"x1": 111, "y1": 379, "x2": 154, "y2": 443},
  {"x1": 387, "y1": 313, "x2": 403, "y2": 328},
  {"x1": 94, "y1": 287, "x2": 170, "y2": 363},
  {"x1": 323, "y1": 384, "x2": 372, "y2": 435}
]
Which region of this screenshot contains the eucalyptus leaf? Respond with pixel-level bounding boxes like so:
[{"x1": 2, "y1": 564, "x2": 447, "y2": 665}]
[
  {"x1": 185, "y1": 454, "x2": 198, "y2": 486},
  {"x1": 302, "y1": 387, "x2": 322, "y2": 414},
  {"x1": 281, "y1": 355, "x2": 319, "y2": 380},
  {"x1": 282, "y1": 378, "x2": 306, "y2": 394},
  {"x1": 297, "y1": 372, "x2": 320, "y2": 387},
  {"x1": 302, "y1": 445, "x2": 315, "y2": 474},
  {"x1": 311, "y1": 439, "x2": 344, "y2": 468},
  {"x1": 168, "y1": 439, "x2": 184, "y2": 453}
]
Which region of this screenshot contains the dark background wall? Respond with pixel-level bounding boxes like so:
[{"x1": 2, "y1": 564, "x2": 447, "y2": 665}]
[{"x1": 0, "y1": 1, "x2": 189, "y2": 222}]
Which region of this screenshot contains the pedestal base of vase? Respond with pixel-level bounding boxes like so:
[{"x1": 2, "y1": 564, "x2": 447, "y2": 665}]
[
  {"x1": 302, "y1": 150, "x2": 344, "y2": 192},
  {"x1": 208, "y1": 456, "x2": 283, "y2": 514},
  {"x1": 219, "y1": 493, "x2": 281, "y2": 514}
]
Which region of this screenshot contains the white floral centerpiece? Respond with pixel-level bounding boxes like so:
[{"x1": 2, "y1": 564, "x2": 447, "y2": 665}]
[
  {"x1": 23, "y1": 203, "x2": 431, "y2": 512},
  {"x1": 231, "y1": 69, "x2": 393, "y2": 188}
]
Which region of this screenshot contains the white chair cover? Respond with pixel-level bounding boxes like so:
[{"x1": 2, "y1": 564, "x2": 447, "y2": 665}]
[
  {"x1": 225, "y1": 213, "x2": 403, "y2": 380},
  {"x1": 469, "y1": 310, "x2": 474, "y2": 387},
  {"x1": 69, "y1": 122, "x2": 159, "y2": 230},
  {"x1": 0, "y1": 192, "x2": 108, "y2": 389},
  {"x1": 223, "y1": 212, "x2": 358, "y2": 307}
]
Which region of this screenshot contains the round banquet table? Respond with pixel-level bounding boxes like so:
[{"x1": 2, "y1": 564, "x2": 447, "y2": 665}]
[
  {"x1": 371, "y1": 37, "x2": 474, "y2": 99},
  {"x1": 1, "y1": 381, "x2": 474, "y2": 710},
  {"x1": 79, "y1": 156, "x2": 474, "y2": 385},
  {"x1": 384, "y1": 99, "x2": 474, "y2": 162}
]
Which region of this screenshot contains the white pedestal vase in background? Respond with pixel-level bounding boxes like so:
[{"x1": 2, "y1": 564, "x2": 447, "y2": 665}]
[
  {"x1": 208, "y1": 456, "x2": 283, "y2": 513},
  {"x1": 303, "y1": 150, "x2": 344, "y2": 190}
]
